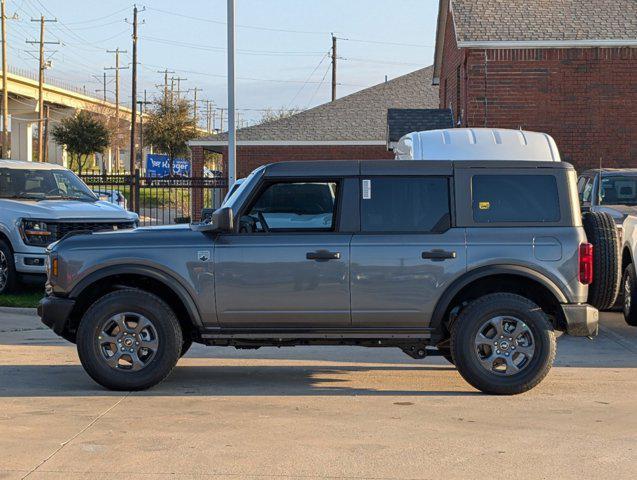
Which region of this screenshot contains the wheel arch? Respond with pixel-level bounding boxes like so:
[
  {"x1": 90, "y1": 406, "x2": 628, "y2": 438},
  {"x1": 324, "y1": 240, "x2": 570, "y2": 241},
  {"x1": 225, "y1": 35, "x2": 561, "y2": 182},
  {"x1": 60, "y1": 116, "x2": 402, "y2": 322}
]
[
  {"x1": 622, "y1": 245, "x2": 633, "y2": 272},
  {"x1": 431, "y1": 265, "x2": 568, "y2": 338},
  {"x1": 65, "y1": 265, "x2": 203, "y2": 343}
]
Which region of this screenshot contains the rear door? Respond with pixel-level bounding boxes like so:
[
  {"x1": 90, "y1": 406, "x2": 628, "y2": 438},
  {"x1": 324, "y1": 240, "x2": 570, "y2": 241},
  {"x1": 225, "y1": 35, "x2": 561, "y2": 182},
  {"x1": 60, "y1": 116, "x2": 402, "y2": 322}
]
[{"x1": 350, "y1": 163, "x2": 467, "y2": 328}]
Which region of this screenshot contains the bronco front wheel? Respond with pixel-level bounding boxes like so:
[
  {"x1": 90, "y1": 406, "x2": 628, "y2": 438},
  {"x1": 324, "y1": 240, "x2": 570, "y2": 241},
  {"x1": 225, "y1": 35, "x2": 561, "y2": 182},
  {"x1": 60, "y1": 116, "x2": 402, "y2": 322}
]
[
  {"x1": 77, "y1": 289, "x2": 183, "y2": 391},
  {"x1": 451, "y1": 293, "x2": 556, "y2": 395}
]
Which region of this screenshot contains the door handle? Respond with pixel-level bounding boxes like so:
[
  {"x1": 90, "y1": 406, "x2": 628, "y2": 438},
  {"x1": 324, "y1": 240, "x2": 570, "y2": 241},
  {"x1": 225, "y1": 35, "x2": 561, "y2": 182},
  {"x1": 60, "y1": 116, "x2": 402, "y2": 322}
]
[
  {"x1": 422, "y1": 250, "x2": 457, "y2": 261},
  {"x1": 306, "y1": 250, "x2": 341, "y2": 261}
]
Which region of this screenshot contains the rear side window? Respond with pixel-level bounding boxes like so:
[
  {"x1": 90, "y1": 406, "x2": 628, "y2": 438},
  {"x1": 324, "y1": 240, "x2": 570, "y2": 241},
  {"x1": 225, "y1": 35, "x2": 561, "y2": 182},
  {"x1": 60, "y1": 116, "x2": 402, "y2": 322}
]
[
  {"x1": 361, "y1": 177, "x2": 450, "y2": 233},
  {"x1": 472, "y1": 175, "x2": 560, "y2": 223}
]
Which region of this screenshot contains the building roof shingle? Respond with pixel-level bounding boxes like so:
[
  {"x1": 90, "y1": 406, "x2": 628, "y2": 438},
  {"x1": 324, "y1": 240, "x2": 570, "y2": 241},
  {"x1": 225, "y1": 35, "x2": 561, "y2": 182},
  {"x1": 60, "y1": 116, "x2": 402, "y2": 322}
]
[
  {"x1": 194, "y1": 66, "x2": 438, "y2": 144},
  {"x1": 433, "y1": 0, "x2": 637, "y2": 84},
  {"x1": 451, "y1": 0, "x2": 637, "y2": 44}
]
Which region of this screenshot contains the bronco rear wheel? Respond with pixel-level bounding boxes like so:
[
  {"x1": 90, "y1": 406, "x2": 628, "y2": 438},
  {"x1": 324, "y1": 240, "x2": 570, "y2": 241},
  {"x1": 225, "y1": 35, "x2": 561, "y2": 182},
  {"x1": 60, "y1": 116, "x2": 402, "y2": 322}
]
[
  {"x1": 77, "y1": 289, "x2": 183, "y2": 391},
  {"x1": 451, "y1": 293, "x2": 556, "y2": 395}
]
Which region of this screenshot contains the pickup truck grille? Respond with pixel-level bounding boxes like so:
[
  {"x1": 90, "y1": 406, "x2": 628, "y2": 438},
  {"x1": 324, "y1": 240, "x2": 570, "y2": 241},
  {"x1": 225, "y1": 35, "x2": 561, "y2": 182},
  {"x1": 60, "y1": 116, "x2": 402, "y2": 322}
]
[{"x1": 51, "y1": 221, "x2": 136, "y2": 240}]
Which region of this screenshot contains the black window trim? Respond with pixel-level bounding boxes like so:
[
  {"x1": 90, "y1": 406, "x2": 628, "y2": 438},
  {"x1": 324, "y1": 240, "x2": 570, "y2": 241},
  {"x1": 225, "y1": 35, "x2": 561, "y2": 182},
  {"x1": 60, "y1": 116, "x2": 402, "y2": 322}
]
[{"x1": 357, "y1": 175, "x2": 454, "y2": 235}]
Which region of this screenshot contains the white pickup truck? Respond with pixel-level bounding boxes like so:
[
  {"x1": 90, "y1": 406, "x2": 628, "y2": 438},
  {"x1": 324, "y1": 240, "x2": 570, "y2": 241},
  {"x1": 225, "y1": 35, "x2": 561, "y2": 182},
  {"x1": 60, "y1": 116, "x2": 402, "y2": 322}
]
[
  {"x1": 0, "y1": 159, "x2": 138, "y2": 294},
  {"x1": 618, "y1": 216, "x2": 637, "y2": 326}
]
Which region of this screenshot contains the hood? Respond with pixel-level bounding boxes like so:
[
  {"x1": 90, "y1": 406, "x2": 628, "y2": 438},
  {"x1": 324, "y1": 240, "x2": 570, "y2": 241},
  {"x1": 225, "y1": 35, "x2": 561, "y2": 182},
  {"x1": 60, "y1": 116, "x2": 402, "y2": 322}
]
[
  {"x1": 597, "y1": 205, "x2": 637, "y2": 222},
  {"x1": 52, "y1": 221, "x2": 206, "y2": 252},
  {"x1": 0, "y1": 198, "x2": 137, "y2": 221}
]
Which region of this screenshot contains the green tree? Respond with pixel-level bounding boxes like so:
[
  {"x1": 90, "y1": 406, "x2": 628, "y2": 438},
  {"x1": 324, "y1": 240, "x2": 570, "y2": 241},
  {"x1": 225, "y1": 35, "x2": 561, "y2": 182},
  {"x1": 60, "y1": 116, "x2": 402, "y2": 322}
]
[
  {"x1": 51, "y1": 111, "x2": 110, "y2": 175},
  {"x1": 144, "y1": 94, "x2": 199, "y2": 175},
  {"x1": 259, "y1": 107, "x2": 302, "y2": 124}
]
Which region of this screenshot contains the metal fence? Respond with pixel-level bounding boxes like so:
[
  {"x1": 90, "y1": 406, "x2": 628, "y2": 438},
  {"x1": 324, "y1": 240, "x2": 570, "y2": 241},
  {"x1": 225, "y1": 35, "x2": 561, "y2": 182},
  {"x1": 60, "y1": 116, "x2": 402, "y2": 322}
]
[{"x1": 80, "y1": 170, "x2": 228, "y2": 226}]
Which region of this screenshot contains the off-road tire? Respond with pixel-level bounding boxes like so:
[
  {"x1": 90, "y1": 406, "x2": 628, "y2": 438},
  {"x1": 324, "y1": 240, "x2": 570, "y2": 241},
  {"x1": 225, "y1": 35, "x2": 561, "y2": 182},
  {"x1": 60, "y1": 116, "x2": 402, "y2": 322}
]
[
  {"x1": 621, "y1": 264, "x2": 637, "y2": 326},
  {"x1": 77, "y1": 289, "x2": 183, "y2": 391},
  {"x1": 451, "y1": 293, "x2": 556, "y2": 395},
  {"x1": 0, "y1": 239, "x2": 17, "y2": 295},
  {"x1": 582, "y1": 212, "x2": 620, "y2": 310}
]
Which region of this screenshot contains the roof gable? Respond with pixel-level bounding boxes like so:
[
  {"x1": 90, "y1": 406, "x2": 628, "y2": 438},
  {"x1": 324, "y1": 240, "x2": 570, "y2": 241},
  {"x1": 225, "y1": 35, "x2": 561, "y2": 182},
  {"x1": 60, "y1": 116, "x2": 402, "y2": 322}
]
[{"x1": 193, "y1": 66, "x2": 438, "y2": 145}]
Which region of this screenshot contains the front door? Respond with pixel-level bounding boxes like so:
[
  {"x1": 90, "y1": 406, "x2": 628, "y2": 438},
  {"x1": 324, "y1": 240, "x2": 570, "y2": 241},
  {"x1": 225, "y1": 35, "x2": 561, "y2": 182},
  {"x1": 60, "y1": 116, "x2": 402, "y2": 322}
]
[
  {"x1": 350, "y1": 175, "x2": 467, "y2": 328},
  {"x1": 214, "y1": 179, "x2": 351, "y2": 328}
]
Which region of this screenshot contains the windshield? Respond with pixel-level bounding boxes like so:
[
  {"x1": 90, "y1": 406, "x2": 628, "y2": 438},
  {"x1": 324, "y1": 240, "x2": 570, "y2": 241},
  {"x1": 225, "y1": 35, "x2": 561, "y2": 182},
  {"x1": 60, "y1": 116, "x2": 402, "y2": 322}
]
[
  {"x1": 0, "y1": 167, "x2": 97, "y2": 201},
  {"x1": 222, "y1": 173, "x2": 255, "y2": 207},
  {"x1": 600, "y1": 176, "x2": 637, "y2": 206}
]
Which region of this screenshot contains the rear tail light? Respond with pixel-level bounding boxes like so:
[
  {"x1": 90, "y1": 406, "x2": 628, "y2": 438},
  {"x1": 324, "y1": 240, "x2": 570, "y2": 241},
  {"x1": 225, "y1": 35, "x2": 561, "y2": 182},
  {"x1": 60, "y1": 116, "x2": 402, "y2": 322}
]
[{"x1": 579, "y1": 243, "x2": 594, "y2": 285}]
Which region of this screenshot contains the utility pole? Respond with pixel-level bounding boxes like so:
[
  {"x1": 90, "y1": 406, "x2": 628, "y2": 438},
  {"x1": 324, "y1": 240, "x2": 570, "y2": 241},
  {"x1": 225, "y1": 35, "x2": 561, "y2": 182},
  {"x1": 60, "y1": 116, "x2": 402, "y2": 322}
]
[
  {"x1": 227, "y1": 0, "x2": 236, "y2": 187},
  {"x1": 190, "y1": 87, "x2": 202, "y2": 126},
  {"x1": 219, "y1": 107, "x2": 225, "y2": 133},
  {"x1": 129, "y1": 4, "x2": 139, "y2": 176},
  {"x1": 27, "y1": 16, "x2": 58, "y2": 162},
  {"x1": 172, "y1": 76, "x2": 187, "y2": 100},
  {"x1": 93, "y1": 72, "x2": 110, "y2": 102},
  {"x1": 157, "y1": 68, "x2": 173, "y2": 106},
  {"x1": 136, "y1": 89, "x2": 151, "y2": 168},
  {"x1": 331, "y1": 34, "x2": 337, "y2": 102},
  {"x1": 105, "y1": 48, "x2": 128, "y2": 169}
]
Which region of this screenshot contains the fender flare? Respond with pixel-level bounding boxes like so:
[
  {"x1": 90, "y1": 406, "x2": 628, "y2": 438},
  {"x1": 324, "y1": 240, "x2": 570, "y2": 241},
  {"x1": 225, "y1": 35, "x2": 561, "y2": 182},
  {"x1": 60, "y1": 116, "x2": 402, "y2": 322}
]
[
  {"x1": 430, "y1": 265, "x2": 569, "y2": 332},
  {"x1": 69, "y1": 264, "x2": 203, "y2": 327}
]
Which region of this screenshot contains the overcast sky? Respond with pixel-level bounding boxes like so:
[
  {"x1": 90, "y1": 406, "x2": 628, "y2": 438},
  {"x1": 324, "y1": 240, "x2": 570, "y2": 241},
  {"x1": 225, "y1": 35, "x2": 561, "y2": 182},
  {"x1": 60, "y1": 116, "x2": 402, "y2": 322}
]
[{"x1": 7, "y1": 0, "x2": 439, "y2": 127}]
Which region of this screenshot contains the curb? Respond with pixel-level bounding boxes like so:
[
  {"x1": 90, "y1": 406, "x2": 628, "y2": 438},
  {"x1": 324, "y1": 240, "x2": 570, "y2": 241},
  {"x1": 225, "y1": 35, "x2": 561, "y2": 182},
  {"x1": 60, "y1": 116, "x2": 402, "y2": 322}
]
[{"x1": 0, "y1": 307, "x2": 38, "y2": 316}]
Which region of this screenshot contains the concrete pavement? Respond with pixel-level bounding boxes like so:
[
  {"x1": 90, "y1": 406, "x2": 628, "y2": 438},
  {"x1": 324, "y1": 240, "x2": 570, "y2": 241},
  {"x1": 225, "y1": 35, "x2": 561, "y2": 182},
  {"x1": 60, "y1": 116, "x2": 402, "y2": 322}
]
[{"x1": 0, "y1": 309, "x2": 636, "y2": 480}]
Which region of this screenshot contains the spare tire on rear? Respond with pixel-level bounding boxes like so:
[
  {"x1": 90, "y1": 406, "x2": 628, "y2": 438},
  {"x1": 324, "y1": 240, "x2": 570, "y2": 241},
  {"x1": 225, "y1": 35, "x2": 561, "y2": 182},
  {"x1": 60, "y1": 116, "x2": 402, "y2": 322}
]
[{"x1": 582, "y1": 212, "x2": 620, "y2": 310}]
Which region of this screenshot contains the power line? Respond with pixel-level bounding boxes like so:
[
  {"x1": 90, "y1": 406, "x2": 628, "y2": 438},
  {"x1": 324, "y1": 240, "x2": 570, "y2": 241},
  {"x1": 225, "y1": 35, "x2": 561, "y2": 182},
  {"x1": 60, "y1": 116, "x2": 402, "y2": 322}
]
[{"x1": 286, "y1": 52, "x2": 329, "y2": 109}]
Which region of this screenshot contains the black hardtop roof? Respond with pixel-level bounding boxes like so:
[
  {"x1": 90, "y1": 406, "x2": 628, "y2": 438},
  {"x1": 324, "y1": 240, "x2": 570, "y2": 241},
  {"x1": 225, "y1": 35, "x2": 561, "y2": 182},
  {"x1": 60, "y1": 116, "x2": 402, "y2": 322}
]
[
  {"x1": 261, "y1": 160, "x2": 574, "y2": 177},
  {"x1": 581, "y1": 168, "x2": 637, "y2": 176}
]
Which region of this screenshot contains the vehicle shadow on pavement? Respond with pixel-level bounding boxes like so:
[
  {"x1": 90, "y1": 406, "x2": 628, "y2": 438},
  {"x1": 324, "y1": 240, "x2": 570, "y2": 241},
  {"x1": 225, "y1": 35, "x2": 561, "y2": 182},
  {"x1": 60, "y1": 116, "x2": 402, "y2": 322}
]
[{"x1": 0, "y1": 364, "x2": 478, "y2": 397}]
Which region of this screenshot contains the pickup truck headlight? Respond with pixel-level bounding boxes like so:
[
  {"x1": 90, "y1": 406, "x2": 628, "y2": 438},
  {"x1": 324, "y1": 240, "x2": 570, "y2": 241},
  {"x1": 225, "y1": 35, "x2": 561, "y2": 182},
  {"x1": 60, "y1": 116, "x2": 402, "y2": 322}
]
[{"x1": 20, "y1": 220, "x2": 54, "y2": 246}]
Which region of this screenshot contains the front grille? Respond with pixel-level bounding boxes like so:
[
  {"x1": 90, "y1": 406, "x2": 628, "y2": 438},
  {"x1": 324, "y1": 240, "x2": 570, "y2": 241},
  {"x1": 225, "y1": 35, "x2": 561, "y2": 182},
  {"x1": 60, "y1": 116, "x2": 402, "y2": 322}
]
[
  {"x1": 46, "y1": 221, "x2": 135, "y2": 244},
  {"x1": 52, "y1": 221, "x2": 135, "y2": 239}
]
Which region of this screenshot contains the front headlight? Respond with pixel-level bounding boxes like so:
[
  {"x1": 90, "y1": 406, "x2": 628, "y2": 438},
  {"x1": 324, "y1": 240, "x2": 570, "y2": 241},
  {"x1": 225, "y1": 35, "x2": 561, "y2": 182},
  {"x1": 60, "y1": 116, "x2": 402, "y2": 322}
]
[{"x1": 20, "y1": 219, "x2": 55, "y2": 246}]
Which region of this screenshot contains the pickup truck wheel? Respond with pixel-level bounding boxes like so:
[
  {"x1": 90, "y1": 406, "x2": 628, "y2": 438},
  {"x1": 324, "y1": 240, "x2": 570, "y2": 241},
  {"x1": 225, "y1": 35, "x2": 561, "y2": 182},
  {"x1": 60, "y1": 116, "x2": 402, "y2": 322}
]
[
  {"x1": 621, "y1": 264, "x2": 637, "y2": 326},
  {"x1": 0, "y1": 240, "x2": 16, "y2": 295},
  {"x1": 77, "y1": 289, "x2": 183, "y2": 391},
  {"x1": 451, "y1": 293, "x2": 556, "y2": 395},
  {"x1": 582, "y1": 212, "x2": 621, "y2": 311}
]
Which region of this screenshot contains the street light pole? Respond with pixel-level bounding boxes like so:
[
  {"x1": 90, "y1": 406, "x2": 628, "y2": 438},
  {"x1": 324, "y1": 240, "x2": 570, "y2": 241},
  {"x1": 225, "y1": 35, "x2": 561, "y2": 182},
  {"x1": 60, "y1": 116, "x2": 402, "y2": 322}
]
[{"x1": 227, "y1": 0, "x2": 236, "y2": 187}]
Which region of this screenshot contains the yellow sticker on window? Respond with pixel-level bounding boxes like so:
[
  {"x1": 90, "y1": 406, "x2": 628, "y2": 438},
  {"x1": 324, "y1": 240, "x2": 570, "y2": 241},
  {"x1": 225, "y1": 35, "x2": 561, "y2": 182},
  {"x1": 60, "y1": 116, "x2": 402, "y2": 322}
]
[{"x1": 479, "y1": 201, "x2": 491, "y2": 210}]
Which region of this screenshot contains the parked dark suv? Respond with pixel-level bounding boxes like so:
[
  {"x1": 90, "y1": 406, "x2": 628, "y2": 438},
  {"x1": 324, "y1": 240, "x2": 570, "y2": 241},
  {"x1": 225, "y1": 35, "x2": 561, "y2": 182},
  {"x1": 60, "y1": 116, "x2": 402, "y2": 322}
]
[{"x1": 39, "y1": 160, "x2": 602, "y2": 394}]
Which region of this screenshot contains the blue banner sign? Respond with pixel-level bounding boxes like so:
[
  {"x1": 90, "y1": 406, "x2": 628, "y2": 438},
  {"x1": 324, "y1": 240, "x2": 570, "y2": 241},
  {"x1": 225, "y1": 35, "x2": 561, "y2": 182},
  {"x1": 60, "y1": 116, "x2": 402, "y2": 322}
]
[{"x1": 146, "y1": 154, "x2": 191, "y2": 177}]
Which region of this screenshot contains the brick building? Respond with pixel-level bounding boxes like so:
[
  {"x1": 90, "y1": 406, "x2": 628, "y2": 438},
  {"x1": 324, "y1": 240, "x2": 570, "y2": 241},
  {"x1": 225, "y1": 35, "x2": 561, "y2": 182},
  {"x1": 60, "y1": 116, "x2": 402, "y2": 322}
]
[
  {"x1": 433, "y1": 0, "x2": 637, "y2": 170},
  {"x1": 188, "y1": 66, "x2": 440, "y2": 178}
]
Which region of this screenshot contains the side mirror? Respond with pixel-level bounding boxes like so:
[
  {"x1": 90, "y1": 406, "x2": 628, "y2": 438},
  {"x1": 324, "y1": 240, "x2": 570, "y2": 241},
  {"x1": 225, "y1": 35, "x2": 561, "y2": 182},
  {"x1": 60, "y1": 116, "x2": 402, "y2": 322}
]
[{"x1": 191, "y1": 207, "x2": 234, "y2": 233}]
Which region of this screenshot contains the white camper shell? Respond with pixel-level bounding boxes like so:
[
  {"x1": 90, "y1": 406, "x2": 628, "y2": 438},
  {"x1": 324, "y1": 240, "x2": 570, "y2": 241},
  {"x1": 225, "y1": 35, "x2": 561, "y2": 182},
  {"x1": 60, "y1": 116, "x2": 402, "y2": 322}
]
[{"x1": 394, "y1": 128, "x2": 561, "y2": 162}]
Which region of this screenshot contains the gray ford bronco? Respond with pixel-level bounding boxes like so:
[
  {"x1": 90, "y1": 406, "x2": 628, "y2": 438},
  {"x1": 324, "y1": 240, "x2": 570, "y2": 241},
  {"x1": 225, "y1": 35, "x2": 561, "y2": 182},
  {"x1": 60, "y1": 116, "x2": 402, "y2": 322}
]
[{"x1": 39, "y1": 160, "x2": 605, "y2": 395}]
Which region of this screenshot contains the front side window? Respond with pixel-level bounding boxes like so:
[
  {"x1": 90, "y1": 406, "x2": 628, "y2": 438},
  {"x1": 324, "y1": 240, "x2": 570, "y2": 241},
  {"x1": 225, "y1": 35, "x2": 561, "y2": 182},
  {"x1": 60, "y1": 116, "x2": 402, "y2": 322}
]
[
  {"x1": 472, "y1": 174, "x2": 560, "y2": 223},
  {"x1": 361, "y1": 177, "x2": 450, "y2": 233},
  {"x1": 244, "y1": 181, "x2": 338, "y2": 232}
]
